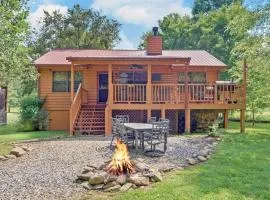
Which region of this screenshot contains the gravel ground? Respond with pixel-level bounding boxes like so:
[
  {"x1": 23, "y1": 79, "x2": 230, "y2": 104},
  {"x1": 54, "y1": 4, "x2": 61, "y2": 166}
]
[{"x1": 0, "y1": 135, "x2": 216, "y2": 200}]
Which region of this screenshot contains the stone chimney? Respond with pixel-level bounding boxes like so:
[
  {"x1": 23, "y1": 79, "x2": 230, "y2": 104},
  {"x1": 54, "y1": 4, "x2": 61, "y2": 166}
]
[{"x1": 147, "y1": 27, "x2": 162, "y2": 55}]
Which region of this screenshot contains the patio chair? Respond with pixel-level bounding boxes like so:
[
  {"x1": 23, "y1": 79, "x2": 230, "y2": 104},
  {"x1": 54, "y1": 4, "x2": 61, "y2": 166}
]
[
  {"x1": 143, "y1": 121, "x2": 168, "y2": 155},
  {"x1": 115, "y1": 115, "x2": 130, "y2": 123},
  {"x1": 148, "y1": 117, "x2": 157, "y2": 124},
  {"x1": 117, "y1": 121, "x2": 135, "y2": 146},
  {"x1": 109, "y1": 118, "x2": 120, "y2": 149}
]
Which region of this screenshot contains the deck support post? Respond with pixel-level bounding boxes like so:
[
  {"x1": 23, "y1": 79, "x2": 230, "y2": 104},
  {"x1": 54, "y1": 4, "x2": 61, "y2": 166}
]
[
  {"x1": 161, "y1": 108, "x2": 165, "y2": 119},
  {"x1": 224, "y1": 109, "x2": 228, "y2": 129},
  {"x1": 146, "y1": 64, "x2": 152, "y2": 104},
  {"x1": 147, "y1": 109, "x2": 151, "y2": 122},
  {"x1": 105, "y1": 64, "x2": 113, "y2": 136},
  {"x1": 185, "y1": 109, "x2": 191, "y2": 133},
  {"x1": 70, "y1": 63, "x2": 75, "y2": 102},
  {"x1": 105, "y1": 106, "x2": 112, "y2": 136}
]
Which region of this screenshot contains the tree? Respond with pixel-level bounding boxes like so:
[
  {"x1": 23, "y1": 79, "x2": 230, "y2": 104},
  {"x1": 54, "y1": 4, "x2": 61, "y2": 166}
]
[
  {"x1": 30, "y1": 4, "x2": 121, "y2": 56},
  {"x1": 0, "y1": 0, "x2": 35, "y2": 87},
  {"x1": 192, "y1": 0, "x2": 243, "y2": 15}
]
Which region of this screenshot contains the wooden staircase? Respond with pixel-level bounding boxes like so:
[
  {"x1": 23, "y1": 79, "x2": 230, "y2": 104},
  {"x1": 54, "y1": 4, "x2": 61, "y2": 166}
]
[{"x1": 73, "y1": 104, "x2": 106, "y2": 135}]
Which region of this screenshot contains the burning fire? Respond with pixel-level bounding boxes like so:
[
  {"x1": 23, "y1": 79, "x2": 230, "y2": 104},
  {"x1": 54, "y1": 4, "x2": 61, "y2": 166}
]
[{"x1": 106, "y1": 139, "x2": 135, "y2": 175}]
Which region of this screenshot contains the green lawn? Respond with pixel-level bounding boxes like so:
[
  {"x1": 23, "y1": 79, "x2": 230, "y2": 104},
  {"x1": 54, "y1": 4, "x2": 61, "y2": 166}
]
[
  {"x1": 115, "y1": 122, "x2": 270, "y2": 200},
  {"x1": 0, "y1": 111, "x2": 67, "y2": 156}
]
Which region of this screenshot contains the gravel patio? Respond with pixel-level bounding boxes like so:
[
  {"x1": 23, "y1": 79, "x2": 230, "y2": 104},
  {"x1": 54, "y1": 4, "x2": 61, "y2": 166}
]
[{"x1": 0, "y1": 135, "x2": 217, "y2": 200}]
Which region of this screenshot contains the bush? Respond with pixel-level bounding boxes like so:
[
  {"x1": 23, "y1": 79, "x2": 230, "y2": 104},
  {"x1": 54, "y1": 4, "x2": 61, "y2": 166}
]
[
  {"x1": 208, "y1": 119, "x2": 224, "y2": 137},
  {"x1": 19, "y1": 95, "x2": 49, "y2": 131}
]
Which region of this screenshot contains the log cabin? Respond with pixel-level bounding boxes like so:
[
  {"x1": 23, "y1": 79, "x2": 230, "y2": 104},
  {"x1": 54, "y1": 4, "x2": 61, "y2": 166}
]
[{"x1": 34, "y1": 27, "x2": 247, "y2": 135}]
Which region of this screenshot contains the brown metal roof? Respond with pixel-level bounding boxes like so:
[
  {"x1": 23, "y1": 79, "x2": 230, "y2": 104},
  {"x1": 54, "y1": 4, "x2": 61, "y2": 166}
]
[{"x1": 34, "y1": 49, "x2": 226, "y2": 67}]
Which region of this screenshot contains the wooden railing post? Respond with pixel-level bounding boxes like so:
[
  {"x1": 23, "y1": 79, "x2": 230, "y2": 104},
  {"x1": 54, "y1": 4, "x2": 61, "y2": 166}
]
[
  {"x1": 108, "y1": 64, "x2": 113, "y2": 105},
  {"x1": 71, "y1": 63, "x2": 75, "y2": 102},
  {"x1": 105, "y1": 64, "x2": 113, "y2": 135},
  {"x1": 147, "y1": 64, "x2": 152, "y2": 104}
]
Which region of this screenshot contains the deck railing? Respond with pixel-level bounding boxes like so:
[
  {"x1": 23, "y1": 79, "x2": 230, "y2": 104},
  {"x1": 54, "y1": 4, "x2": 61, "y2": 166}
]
[
  {"x1": 113, "y1": 84, "x2": 146, "y2": 103},
  {"x1": 152, "y1": 84, "x2": 185, "y2": 104},
  {"x1": 111, "y1": 83, "x2": 243, "y2": 105},
  {"x1": 69, "y1": 84, "x2": 88, "y2": 134}
]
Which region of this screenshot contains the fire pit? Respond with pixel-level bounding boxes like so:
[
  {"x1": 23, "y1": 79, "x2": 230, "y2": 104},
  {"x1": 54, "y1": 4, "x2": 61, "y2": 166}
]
[
  {"x1": 106, "y1": 139, "x2": 135, "y2": 175},
  {"x1": 76, "y1": 140, "x2": 163, "y2": 192}
]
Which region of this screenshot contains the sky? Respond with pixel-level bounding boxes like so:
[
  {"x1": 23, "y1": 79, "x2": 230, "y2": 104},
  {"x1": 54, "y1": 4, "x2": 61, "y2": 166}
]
[{"x1": 28, "y1": 0, "x2": 262, "y2": 50}]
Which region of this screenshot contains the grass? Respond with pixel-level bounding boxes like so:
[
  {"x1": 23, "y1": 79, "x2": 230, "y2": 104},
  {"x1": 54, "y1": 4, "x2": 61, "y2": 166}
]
[
  {"x1": 0, "y1": 110, "x2": 67, "y2": 156},
  {"x1": 113, "y1": 122, "x2": 270, "y2": 200},
  {"x1": 230, "y1": 109, "x2": 270, "y2": 122}
]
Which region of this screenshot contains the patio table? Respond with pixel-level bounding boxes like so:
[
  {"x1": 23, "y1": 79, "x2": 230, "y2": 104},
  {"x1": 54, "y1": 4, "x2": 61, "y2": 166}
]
[{"x1": 124, "y1": 123, "x2": 153, "y2": 150}]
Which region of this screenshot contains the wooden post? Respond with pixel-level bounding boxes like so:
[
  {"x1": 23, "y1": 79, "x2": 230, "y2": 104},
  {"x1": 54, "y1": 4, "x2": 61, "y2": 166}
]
[
  {"x1": 240, "y1": 59, "x2": 247, "y2": 133},
  {"x1": 70, "y1": 63, "x2": 75, "y2": 102},
  {"x1": 146, "y1": 64, "x2": 152, "y2": 104},
  {"x1": 161, "y1": 108, "x2": 165, "y2": 119},
  {"x1": 184, "y1": 63, "x2": 190, "y2": 133},
  {"x1": 185, "y1": 108, "x2": 191, "y2": 133},
  {"x1": 184, "y1": 64, "x2": 189, "y2": 109},
  {"x1": 105, "y1": 64, "x2": 113, "y2": 136},
  {"x1": 105, "y1": 106, "x2": 112, "y2": 136},
  {"x1": 224, "y1": 109, "x2": 228, "y2": 129},
  {"x1": 147, "y1": 108, "x2": 151, "y2": 122},
  {"x1": 108, "y1": 64, "x2": 113, "y2": 105}
]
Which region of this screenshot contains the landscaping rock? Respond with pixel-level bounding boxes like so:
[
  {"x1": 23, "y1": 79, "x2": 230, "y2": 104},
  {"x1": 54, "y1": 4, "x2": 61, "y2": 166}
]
[
  {"x1": 92, "y1": 184, "x2": 104, "y2": 190},
  {"x1": 87, "y1": 163, "x2": 99, "y2": 170},
  {"x1": 5, "y1": 155, "x2": 16, "y2": 159},
  {"x1": 199, "y1": 150, "x2": 209, "y2": 157},
  {"x1": 88, "y1": 172, "x2": 107, "y2": 185},
  {"x1": 116, "y1": 174, "x2": 127, "y2": 185},
  {"x1": 105, "y1": 174, "x2": 117, "y2": 183},
  {"x1": 198, "y1": 156, "x2": 207, "y2": 162},
  {"x1": 10, "y1": 147, "x2": 25, "y2": 157},
  {"x1": 104, "y1": 184, "x2": 121, "y2": 192},
  {"x1": 81, "y1": 182, "x2": 92, "y2": 190},
  {"x1": 151, "y1": 170, "x2": 163, "y2": 182},
  {"x1": 0, "y1": 156, "x2": 5, "y2": 161},
  {"x1": 188, "y1": 158, "x2": 197, "y2": 165},
  {"x1": 158, "y1": 166, "x2": 174, "y2": 173},
  {"x1": 128, "y1": 174, "x2": 150, "y2": 186},
  {"x1": 21, "y1": 146, "x2": 33, "y2": 152},
  {"x1": 120, "y1": 183, "x2": 133, "y2": 192},
  {"x1": 77, "y1": 172, "x2": 94, "y2": 181},
  {"x1": 103, "y1": 181, "x2": 117, "y2": 190},
  {"x1": 134, "y1": 162, "x2": 150, "y2": 172}
]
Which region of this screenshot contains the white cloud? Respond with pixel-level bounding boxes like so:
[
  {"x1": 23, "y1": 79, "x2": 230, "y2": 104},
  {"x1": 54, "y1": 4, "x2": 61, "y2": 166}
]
[
  {"x1": 28, "y1": 4, "x2": 68, "y2": 30},
  {"x1": 115, "y1": 32, "x2": 136, "y2": 50},
  {"x1": 92, "y1": 0, "x2": 191, "y2": 27}
]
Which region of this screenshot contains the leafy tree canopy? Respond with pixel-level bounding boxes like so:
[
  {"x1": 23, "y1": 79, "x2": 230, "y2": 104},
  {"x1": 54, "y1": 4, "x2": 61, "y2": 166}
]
[
  {"x1": 0, "y1": 0, "x2": 36, "y2": 88},
  {"x1": 29, "y1": 4, "x2": 121, "y2": 57},
  {"x1": 192, "y1": 0, "x2": 243, "y2": 15}
]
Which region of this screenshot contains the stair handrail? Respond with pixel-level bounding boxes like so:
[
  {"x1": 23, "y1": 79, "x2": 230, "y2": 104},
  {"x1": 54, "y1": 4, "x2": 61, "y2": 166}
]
[{"x1": 69, "y1": 83, "x2": 83, "y2": 135}]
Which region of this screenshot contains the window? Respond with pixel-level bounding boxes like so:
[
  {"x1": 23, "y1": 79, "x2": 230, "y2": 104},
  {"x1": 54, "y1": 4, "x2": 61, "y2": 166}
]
[
  {"x1": 152, "y1": 73, "x2": 161, "y2": 82},
  {"x1": 52, "y1": 72, "x2": 82, "y2": 92},
  {"x1": 178, "y1": 72, "x2": 206, "y2": 83},
  {"x1": 115, "y1": 71, "x2": 147, "y2": 84}
]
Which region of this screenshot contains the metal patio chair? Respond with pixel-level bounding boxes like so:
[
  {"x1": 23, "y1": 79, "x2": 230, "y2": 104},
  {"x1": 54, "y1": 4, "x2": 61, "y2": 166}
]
[
  {"x1": 143, "y1": 120, "x2": 169, "y2": 155},
  {"x1": 115, "y1": 115, "x2": 130, "y2": 123}
]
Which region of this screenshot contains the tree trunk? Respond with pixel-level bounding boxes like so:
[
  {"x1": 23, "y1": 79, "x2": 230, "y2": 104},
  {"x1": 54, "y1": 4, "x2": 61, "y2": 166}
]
[{"x1": 252, "y1": 102, "x2": 255, "y2": 127}]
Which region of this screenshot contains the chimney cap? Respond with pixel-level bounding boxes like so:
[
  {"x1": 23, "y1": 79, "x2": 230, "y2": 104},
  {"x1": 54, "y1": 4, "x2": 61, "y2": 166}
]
[{"x1": 152, "y1": 27, "x2": 158, "y2": 36}]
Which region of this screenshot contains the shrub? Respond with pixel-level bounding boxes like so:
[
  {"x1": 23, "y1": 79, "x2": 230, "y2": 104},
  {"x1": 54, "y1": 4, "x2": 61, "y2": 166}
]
[
  {"x1": 19, "y1": 95, "x2": 49, "y2": 131},
  {"x1": 208, "y1": 119, "x2": 224, "y2": 137}
]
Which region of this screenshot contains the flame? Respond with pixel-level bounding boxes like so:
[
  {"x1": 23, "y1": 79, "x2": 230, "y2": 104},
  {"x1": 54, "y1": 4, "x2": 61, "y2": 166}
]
[{"x1": 106, "y1": 139, "x2": 135, "y2": 175}]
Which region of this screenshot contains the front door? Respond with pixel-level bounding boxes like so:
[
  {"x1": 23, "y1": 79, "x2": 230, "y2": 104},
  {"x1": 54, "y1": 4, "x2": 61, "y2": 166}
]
[{"x1": 98, "y1": 73, "x2": 108, "y2": 103}]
